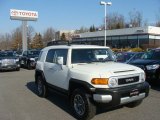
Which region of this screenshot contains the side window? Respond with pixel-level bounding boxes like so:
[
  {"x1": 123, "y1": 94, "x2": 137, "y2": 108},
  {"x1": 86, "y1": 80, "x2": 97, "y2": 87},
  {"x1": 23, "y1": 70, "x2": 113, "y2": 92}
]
[
  {"x1": 54, "y1": 49, "x2": 68, "y2": 65},
  {"x1": 46, "y1": 49, "x2": 55, "y2": 63},
  {"x1": 46, "y1": 49, "x2": 68, "y2": 65},
  {"x1": 38, "y1": 51, "x2": 43, "y2": 61}
]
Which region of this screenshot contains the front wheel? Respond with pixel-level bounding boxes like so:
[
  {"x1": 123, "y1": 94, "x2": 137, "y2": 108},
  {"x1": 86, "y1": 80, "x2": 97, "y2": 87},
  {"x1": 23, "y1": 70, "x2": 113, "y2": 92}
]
[
  {"x1": 16, "y1": 67, "x2": 20, "y2": 71},
  {"x1": 70, "y1": 88, "x2": 96, "y2": 120},
  {"x1": 37, "y1": 76, "x2": 48, "y2": 98}
]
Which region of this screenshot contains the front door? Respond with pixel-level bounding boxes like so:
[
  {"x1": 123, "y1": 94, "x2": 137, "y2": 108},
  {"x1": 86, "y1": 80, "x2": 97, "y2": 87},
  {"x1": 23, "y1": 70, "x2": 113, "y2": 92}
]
[{"x1": 44, "y1": 49, "x2": 69, "y2": 90}]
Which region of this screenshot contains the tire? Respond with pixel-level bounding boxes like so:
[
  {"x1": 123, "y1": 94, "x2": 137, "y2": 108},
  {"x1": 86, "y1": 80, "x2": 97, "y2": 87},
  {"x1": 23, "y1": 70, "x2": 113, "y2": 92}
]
[
  {"x1": 37, "y1": 76, "x2": 48, "y2": 98},
  {"x1": 16, "y1": 68, "x2": 20, "y2": 71},
  {"x1": 126, "y1": 100, "x2": 143, "y2": 108},
  {"x1": 70, "y1": 88, "x2": 96, "y2": 120},
  {"x1": 27, "y1": 62, "x2": 32, "y2": 70}
]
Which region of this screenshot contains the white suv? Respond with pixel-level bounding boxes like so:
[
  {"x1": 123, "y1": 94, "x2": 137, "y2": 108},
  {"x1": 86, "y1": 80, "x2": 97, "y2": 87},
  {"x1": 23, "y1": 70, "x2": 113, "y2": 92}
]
[{"x1": 35, "y1": 45, "x2": 150, "y2": 120}]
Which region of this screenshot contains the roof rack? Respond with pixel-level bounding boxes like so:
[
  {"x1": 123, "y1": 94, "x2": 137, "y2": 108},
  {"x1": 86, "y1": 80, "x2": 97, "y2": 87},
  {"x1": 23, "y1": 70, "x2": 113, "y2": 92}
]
[{"x1": 47, "y1": 40, "x2": 72, "y2": 46}]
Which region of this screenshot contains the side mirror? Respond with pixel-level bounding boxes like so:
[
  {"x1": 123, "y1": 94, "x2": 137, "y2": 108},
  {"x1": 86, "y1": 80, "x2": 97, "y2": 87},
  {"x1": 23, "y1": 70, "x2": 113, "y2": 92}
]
[{"x1": 56, "y1": 57, "x2": 64, "y2": 65}]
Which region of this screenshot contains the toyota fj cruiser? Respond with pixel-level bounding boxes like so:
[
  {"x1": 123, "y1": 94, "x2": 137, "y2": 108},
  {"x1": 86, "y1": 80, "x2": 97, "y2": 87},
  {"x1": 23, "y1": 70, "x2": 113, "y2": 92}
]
[{"x1": 35, "y1": 45, "x2": 150, "y2": 120}]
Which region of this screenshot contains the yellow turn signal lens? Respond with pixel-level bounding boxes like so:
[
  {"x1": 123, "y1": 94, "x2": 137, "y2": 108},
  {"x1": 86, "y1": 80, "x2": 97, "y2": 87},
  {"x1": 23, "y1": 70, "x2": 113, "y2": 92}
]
[{"x1": 91, "y1": 78, "x2": 109, "y2": 85}]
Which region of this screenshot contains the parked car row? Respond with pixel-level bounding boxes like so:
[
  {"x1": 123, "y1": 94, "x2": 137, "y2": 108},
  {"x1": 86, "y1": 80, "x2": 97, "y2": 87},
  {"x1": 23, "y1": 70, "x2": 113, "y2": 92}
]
[
  {"x1": 20, "y1": 49, "x2": 40, "y2": 69},
  {"x1": 0, "y1": 49, "x2": 40, "y2": 71}
]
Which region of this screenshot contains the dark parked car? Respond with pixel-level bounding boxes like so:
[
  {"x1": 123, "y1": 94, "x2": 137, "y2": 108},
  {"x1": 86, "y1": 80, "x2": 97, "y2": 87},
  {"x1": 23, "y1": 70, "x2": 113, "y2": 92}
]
[
  {"x1": 20, "y1": 50, "x2": 40, "y2": 69},
  {"x1": 126, "y1": 52, "x2": 144, "y2": 64},
  {"x1": 129, "y1": 48, "x2": 160, "y2": 82},
  {"x1": 0, "y1": 51, "x2": 20, "y2": 71},
  {"x1": 116, "y1": 52, "x2": 136, "y2": 63}
]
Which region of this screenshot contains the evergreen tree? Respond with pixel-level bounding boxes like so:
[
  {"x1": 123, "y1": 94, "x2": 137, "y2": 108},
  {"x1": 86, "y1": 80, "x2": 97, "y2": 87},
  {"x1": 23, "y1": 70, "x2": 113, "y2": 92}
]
[
  {"x1": 31, "y1": 33, "x2": 43, "y2": 49},
  {"x1": 61, "y1": 33, "x2": 66, "y2": 40}
]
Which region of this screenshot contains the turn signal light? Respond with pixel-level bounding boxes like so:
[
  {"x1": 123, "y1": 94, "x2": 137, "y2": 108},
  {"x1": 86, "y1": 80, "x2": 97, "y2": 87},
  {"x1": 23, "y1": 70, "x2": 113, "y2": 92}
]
[{"x1": 91, "y1": 78, "x2": 109, "y2": 85}]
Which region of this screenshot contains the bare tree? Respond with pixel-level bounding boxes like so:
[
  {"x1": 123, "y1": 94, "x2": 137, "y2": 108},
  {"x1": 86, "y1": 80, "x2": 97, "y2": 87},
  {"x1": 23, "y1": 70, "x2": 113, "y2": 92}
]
[
  {"x1": 43, "y1": 27, "x2": 56, "y2": 46},
  {"x1": 0, "y1": 33, "x2": 12, "y2": 50},
  {"x1": 155, "y1": 8, "x2": 160, "y2": 27},
  {"x1": 103, "y1": 13, "x2": 125, "y2": 30},
  {"x1": 129, "y1": 10, "x2": 143, "y2": 27},
  {"x1": 11, "y1": 27, "x2": 22, "y2": 50}
]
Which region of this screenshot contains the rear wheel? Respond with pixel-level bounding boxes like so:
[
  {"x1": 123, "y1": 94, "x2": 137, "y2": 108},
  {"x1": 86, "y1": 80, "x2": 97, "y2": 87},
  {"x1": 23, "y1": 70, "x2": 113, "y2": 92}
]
[
  {"x1": 70, "y1": 88, "x2": 96, "y2": 120},
  {"x1": 156, "y1": 72, "x2": 160, "y2": 85},
  {"x1": 37, "y1": 76, "x2": 48, "y2": 97}
]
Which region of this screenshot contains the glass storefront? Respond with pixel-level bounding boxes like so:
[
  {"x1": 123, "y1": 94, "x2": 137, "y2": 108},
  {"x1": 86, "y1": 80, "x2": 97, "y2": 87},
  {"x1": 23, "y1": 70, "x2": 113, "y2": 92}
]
[{"x1": 73, "y1": 34, "x2": 160, "y2": 48}]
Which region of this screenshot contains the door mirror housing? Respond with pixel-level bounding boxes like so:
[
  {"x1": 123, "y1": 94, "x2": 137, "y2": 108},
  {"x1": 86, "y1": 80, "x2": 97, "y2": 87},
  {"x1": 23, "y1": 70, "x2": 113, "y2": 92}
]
[{"x1": 56, "y1": 57, "x2": 64, "y2": 65}]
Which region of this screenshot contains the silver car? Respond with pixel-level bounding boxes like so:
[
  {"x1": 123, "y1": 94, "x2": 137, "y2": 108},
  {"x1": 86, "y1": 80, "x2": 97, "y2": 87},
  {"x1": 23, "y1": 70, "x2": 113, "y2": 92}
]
[{"x1": 0, "y1": 51, "x2": 20, "y2": 71}]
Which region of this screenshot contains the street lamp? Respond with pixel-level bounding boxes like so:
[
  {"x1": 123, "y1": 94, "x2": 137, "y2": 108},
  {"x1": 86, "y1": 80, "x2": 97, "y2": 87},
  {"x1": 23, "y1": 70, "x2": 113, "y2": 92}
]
[{"x1": 100, "y1": 1, "x2": 112, "y2": 46}]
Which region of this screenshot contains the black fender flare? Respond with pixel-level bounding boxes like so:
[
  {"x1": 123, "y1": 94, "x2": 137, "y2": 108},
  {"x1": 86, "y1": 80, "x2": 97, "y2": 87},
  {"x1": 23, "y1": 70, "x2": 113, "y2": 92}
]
[
  {"x1": 69, "y1": 78, "x2": 95, "y2": 95},
  {"x1": 35, "y1": 69, "x2": 47, "y2": 84}
]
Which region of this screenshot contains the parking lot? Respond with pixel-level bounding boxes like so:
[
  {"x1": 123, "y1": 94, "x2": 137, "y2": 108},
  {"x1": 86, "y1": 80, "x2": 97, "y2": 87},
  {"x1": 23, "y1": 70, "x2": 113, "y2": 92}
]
[{"x1": 0, "y1": 69, "x2": 160, "y2": 120}]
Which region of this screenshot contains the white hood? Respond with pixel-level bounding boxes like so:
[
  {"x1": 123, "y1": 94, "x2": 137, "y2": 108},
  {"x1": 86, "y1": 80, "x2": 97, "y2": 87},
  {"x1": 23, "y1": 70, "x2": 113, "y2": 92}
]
[{"x1": 71, "y1": 62, "x2": 143, "y2": 77}]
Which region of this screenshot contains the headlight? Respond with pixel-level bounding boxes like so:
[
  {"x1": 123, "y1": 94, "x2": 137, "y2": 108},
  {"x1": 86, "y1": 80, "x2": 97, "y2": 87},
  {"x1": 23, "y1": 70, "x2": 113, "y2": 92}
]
[
  {"x1": 140, "y1": 72, "x2": 145, "y2": 82},
  {"x1": 108, "y1": 77, "x2": 118, "y2": 88},
  {"x1": 15, "y1": 59, "x2": 19, "y2": 62},
  {"x1": 30, "y1": 58, "x2": 35, "y2": 61},
  {"x1": 146, "y1": 64, "x2": 159, "y2": 70}
]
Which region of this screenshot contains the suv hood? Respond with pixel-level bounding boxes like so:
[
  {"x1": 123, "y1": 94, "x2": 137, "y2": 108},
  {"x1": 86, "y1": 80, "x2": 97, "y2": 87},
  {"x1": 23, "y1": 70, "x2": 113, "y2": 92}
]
[
  {"x1": 71, "y1": 62, "x2": 142, "y2": 76},
  {"x1": 130, "y1": 59, "x2": 160, "y2": 65}
]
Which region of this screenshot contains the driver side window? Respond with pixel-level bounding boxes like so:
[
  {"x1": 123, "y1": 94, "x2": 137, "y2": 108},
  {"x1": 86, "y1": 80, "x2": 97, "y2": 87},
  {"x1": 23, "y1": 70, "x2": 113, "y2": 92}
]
[{"x1": 46, "y1": 49, "x2": 68, "y2": 65}]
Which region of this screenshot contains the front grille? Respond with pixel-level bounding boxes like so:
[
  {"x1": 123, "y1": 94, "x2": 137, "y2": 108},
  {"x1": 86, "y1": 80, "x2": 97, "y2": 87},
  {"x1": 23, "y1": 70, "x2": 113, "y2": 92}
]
[
  {"x1": 2, "y1": 59, "x2": 15, "y2": 66},
  {"x1": 118, "y1": 76, "x2": 139, "y2": 85}
]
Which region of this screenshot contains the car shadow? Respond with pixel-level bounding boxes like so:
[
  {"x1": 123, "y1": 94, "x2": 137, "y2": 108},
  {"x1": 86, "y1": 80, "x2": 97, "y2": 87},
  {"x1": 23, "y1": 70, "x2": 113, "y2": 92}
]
[
  {"x1": 26, "y1": 81, "x2": 73, "y2": 116},
  {"x1": 26, "y1": 81, "x2": 126, "y2": 118}
]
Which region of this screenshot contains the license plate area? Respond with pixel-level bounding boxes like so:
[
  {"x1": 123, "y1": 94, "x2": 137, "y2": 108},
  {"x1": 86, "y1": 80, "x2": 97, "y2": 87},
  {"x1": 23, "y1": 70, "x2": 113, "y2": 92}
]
[{"x1": 130, "y1": 89, "x2": 139, "y2": 97}]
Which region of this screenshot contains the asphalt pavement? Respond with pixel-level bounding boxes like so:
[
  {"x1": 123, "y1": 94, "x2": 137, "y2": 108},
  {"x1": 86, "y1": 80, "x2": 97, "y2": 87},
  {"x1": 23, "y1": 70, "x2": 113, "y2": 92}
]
[{"x1": 0, "y1": 69, "x2": 160, "y2": 120}]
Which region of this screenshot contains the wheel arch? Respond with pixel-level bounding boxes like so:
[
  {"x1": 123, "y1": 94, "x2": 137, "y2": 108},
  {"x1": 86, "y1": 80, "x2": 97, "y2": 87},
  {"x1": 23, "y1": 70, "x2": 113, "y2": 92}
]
[
  {"x1": 35, "y1": 70, "x2": 46, "y2": 84},
  {"x1": 69, "y1": 78, "x2": 95, "y2": 96}
]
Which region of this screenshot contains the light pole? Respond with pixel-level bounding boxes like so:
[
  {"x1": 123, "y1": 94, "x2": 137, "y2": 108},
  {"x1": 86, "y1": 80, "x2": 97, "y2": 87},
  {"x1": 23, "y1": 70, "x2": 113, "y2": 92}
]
[{"x1": 100, "y1": 1, "x2": 112, "y2": 46}]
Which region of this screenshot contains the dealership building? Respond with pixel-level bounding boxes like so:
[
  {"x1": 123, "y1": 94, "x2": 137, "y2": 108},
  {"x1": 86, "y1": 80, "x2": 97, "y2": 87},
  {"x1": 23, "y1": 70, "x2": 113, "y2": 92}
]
[{"x1": 72, "y1": 26, "x2": 160, "y2": 49}]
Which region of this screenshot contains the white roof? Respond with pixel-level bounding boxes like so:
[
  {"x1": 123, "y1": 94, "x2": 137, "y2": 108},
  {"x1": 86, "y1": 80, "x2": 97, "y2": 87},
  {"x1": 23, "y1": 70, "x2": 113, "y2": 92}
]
[
  {"x1": 79, "y1": 26, "x2": 160, "y2": 38},
  {"x1": 42, "y1": 45, "x2": 109, "y2": 51}
]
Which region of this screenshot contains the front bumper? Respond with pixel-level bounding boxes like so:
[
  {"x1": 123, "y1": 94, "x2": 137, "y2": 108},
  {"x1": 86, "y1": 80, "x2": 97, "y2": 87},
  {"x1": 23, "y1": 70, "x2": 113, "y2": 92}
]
[
  {"x1": 145, "y1": 69, "x2": 159, "y2": 80},
  {"x1": 0, "y1": 64, "x2": 20, "y2": 70},
  {"x1": 92, "y1": 82, "x2": 150, "y2": 106}
]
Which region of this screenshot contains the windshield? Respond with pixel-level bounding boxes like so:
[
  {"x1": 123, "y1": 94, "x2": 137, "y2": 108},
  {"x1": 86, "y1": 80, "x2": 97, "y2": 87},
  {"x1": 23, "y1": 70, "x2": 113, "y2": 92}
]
[
  {"x1": 28, "y1": 50, "x2": 40, "y2": 56},
  {"x1": 0, "y1": 52, "x2": 15, "y2": 57},
  {"x1": 141, "y1": 49, "x2": 160, "y2": 60},
  {"x1": 116, "y1": 52, "x2": 135, "y2": 62},
  {"x1": 71, "y1": 48, "x2": 115, "y2": 64}
]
